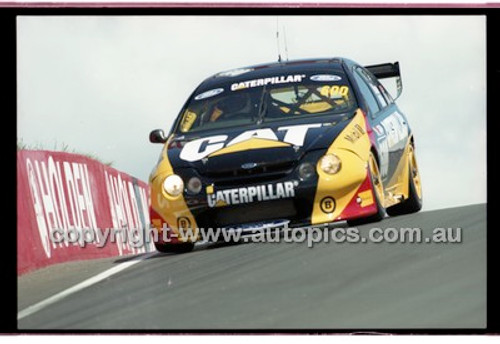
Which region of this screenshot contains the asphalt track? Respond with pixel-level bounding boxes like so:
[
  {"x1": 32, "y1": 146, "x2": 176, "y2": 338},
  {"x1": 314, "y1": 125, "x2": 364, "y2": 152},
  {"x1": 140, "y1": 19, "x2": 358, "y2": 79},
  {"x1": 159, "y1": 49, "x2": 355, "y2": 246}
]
[{"x1": 18, "y1": 204, "x2": 486, "y2": 330}]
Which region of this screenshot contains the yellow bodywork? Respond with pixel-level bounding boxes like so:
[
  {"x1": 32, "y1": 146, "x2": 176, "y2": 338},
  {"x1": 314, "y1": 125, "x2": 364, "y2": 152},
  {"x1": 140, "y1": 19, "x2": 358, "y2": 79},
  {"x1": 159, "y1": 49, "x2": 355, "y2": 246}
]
[
  {"x1": 311, "y1": 109, "x2": 413, "y2": 223},
  {"x1": 311, "y1": 109, "x2": 371, "y2": 224},
  {"x1": 149, "y1": 136, "x2": 198, "y2": 241}
]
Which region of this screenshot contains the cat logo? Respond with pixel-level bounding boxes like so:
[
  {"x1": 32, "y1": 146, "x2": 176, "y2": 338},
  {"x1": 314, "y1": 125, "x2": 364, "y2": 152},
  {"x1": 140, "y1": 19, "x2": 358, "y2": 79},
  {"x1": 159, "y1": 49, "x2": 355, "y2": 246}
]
[{"x1": 179, "y1": 124, "x2": 323, "y2": 162}]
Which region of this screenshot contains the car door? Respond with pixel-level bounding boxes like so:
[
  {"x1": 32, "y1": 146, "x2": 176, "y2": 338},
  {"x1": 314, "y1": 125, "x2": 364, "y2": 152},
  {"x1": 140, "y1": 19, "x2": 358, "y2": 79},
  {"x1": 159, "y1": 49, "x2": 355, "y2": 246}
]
[{"x1": 351, "y1": 66, "x2": 408, "y2": 185}]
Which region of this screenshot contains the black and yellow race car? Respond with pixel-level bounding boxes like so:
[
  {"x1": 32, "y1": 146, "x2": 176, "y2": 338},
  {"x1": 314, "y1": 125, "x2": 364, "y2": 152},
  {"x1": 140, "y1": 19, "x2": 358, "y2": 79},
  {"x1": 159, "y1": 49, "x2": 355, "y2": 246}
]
[{"x1": 149, "y1": 57, "x2": 422, "y2": 252}]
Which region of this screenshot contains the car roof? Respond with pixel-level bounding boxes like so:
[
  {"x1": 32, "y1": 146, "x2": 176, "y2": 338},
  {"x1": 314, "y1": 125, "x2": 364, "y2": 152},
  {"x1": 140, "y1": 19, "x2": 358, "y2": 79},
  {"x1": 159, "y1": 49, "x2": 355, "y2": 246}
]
[{"x1": 197, "y1": 57, "x2": 354, "y2": 91}]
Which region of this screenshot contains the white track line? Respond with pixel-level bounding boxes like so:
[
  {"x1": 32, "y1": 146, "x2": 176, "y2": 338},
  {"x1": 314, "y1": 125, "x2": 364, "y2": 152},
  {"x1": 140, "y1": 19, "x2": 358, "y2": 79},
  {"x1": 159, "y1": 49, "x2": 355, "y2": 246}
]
[{"x1": 18, "y1": 252, "x2": 156, "y2": 321}]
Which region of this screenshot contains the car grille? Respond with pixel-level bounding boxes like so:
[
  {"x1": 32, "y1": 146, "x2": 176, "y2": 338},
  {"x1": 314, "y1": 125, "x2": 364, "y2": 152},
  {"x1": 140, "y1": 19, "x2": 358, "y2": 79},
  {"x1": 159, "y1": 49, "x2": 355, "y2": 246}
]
[
  {"x1": 211, "y1": 200, "x2": 297, "y2": 228},
  {"x1": 202, "y1": 161, "x2": 295, "y2": 186}
]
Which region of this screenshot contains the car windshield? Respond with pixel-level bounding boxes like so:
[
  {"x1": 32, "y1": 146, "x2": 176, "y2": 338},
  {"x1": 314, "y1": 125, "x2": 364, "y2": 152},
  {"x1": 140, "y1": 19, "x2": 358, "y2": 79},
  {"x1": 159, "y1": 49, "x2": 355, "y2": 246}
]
[{"x1": 175, "y1": 73, "x2": 357, "y2": 134}]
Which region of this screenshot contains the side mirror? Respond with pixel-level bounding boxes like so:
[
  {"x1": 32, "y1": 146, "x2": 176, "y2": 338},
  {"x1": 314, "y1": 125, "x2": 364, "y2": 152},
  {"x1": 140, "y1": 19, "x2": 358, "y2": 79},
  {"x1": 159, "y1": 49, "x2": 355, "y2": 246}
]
[{"x1": 149, "y1": 129, "x2": 167, "y2": 144}]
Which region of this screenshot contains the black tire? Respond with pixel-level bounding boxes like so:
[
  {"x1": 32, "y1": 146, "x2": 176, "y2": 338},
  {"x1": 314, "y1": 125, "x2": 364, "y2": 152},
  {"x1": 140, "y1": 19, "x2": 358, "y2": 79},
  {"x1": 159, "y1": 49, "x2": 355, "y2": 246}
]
[
  {"x1": 347, "y1": 152, "x2": 385, "y2": 226},
  {"x1": 386, "y1": 146, "x2": 423, "y2": 216},
  {"x1": 154, "y1": 241, "x2": 194, "y2": 254}
]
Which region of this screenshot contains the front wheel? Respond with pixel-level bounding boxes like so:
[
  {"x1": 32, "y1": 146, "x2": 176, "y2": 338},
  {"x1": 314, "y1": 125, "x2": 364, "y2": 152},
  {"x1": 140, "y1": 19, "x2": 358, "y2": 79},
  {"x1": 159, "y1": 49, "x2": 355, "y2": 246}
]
[
  {"x1": 386, "y1": 144, "x2": 423, "y2": 216},
  {"x1": 347, "y1": 152, "x2": 385, "y2": 226}
]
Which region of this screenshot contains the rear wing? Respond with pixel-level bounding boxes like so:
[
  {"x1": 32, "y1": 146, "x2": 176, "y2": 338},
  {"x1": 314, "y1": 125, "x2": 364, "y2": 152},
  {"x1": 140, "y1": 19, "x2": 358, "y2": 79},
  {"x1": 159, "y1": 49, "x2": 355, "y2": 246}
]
[{"x1": 365, "y1": 62, "x2": 402, "y2": 100}]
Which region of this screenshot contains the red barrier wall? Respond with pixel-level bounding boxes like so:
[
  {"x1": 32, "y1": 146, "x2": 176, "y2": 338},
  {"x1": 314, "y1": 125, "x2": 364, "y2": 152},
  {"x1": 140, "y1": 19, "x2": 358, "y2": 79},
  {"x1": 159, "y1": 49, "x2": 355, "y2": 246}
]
[{"x1": 17, "y1": 150, "x2": 154, "y2": 275}]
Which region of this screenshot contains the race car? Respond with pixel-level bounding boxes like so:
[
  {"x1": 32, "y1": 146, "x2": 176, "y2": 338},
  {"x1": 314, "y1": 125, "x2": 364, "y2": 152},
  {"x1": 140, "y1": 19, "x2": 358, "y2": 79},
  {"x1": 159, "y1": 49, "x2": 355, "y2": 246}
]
[{"x1": 149, "y1": 57, "x2": 422, "y2": 252}]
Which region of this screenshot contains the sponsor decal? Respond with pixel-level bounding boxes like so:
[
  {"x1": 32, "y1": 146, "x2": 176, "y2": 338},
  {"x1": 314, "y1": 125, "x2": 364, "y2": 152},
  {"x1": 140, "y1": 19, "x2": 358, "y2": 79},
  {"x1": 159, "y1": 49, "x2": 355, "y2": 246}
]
[
  {"x1": 241, "y1": 162, "x2": 258, "y2": 170},
  {"x1": 179, "y1": 123, "x2": 323, "y2": 162},
  {"x1": 194, "y1": 88, "x2": 224, "y2": 100},
  {"x1": 320, "y1": 197, "x2": 336, "y2": 213},
  {"x1": 310, "y1": 74, "x2": 342, "y2": 82},
  {"x1": 179, "y1": 110, "x2": 197, "y2": 133},
  {"x1": 227, "y1": 219, "x2": 290, "y2": 232},
  {"x1": 207, "y1": 181, "x2": 296, "y2": 208},
  {"x1": 373, "y1": 124, "x2": 385, "y2": 136},
  {"x1": 378, "y1": 112, "x2": 409, "y2": 177},
  {"x1": 357, "y1": 190, "x2": 374, "y2": 208},
  {"x1": 217, "y1": 68, "x2": 254, "y2": 77},
  {"x1": 380, "y1": 112, "x2": 408, "y2": 148},
  {"x1": 344, "y1": 123, "x2": 366, "y2": 143},
  {"x1": 231, "y1": 74, "x2": 306, "y2": 91}
]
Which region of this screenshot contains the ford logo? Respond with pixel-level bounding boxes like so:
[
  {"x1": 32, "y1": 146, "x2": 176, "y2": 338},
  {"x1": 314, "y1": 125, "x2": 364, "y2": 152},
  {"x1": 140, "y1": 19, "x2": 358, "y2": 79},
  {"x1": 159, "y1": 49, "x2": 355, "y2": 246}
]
[
  {"x1": 241, "y1": 162, "x2": 258, "y2": 170},
  {"x1": 310, "y1": 74, "x2": 342, "y2": 82}
]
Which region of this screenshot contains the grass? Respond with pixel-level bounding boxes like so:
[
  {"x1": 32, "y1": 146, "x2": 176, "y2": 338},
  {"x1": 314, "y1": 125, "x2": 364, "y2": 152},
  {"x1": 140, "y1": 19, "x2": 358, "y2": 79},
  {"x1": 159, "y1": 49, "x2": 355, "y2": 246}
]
[{"x1": 17, "y1": 139, "x2": 114, "y2": 167}]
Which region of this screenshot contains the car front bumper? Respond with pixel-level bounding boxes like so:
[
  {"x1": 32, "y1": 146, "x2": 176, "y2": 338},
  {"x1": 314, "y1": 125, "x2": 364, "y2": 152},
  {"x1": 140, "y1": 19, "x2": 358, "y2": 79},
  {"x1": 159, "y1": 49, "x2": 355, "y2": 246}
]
[{"x1": 150, "y1": 148, "x2": 379, "y2": 243}]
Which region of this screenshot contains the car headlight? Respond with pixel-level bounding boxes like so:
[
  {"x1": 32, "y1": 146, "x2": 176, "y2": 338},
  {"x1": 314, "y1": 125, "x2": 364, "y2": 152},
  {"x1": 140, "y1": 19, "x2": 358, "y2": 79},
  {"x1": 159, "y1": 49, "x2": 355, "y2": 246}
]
[
  {"x1": 187, "y1": 176, "x2": 202, "y2": 194},
  {"x1": 163, "y1": 174, "x2": 184, "y2": 197},
  {"x1": 319, "y1": 153, "x2": 342, "y2": 174},
  {"x1": 298, "y1": 162, "x2": 315, "y2": 180}
]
